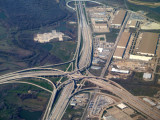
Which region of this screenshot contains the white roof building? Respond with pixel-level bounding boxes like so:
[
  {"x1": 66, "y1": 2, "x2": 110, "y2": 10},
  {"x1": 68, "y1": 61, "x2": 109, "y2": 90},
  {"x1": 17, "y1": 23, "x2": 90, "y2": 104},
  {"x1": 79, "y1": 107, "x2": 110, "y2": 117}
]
[
  {"x1": 143, "y1": 73, "x2": 152, "y2": 79},
  {"x1": 98, "y1": 48, "x2": 103, "y2": 53},
  {"x1": 111, "y1": 68, "x2": 129, "y2": 74},
  {"x1": 70, "y1": 101, "x2": 77, "y2": 106},
  {"x1": 117, "y1": 103, "x2": 127, "y2": 109},
  {"x1": 91, "y1": 66, "x2": 101, "y2": 70},
  {"x1": 156, "y1": 105, "x2": 160, "y2": 109},
  {"x1": 129, "y1": 54, "x2": 152, "y2": 61},
  {"x1": 103, "y1": 115, "x2": 117, "y2": 120},
  {"x1": 143, "y1": 98, "x2": 156, "y2": 106}
]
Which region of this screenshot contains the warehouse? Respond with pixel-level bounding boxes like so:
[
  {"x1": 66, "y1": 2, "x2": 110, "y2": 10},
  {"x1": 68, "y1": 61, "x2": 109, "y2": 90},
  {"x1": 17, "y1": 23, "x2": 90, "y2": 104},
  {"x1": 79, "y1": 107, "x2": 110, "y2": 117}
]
[
  {"x1": 117, "y1": 32, "x2": 131, "y2": 48},
  {"x1": 127, "y1": 20, "x2": 138, "y2": 28},
  {"x1": 111, "y1": 10, "x2": 127, "y2": 28},
  {"x1": 111, "y1": 68, "x2": 129, "y2": 74},
  {"x1": 137, "y1": 32, "x2": 159, "y2": 56},
  {"x1": 113, "y1": 32, "x2": 130, "y2": 59},
  {"x1": 92, "y1": 19, "x2": 109, "y2": 32},
  {"x1": 129, "y1": 54, "x2": 152, "y2": 61},
  {"x1": 113, "y1": 48, "x2": 125, "y2": 59}
]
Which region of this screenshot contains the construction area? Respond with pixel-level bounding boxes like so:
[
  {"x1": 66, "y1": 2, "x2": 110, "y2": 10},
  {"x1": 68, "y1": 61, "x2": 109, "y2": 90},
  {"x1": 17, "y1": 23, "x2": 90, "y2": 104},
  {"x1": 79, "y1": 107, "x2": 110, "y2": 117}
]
[
  {"x1": 102, "y1": 104, "x2": 146, "y2": 120},
  {"x1": 34, "y1": 30, "x2": 70, "y2": 43},
  {"x1": 86, "y1": 4, "x2": 160, "y2": 82}
]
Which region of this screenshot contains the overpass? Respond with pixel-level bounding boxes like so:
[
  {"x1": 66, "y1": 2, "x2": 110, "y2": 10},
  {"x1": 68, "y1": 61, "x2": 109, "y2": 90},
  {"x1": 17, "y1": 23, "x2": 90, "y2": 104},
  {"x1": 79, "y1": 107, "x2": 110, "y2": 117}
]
[
  {"x1": 0, "y1": 0, "x2": 160, "y2": 120},
  {"x1": 65, "y1": 0, "x2": 103, "y2": 10},
  {"x1": 1, "y1": 69, "x2": 160, "y2": 120},
  {"x1": 76, "y1": 1, "x2": 93, "y2": 70}
]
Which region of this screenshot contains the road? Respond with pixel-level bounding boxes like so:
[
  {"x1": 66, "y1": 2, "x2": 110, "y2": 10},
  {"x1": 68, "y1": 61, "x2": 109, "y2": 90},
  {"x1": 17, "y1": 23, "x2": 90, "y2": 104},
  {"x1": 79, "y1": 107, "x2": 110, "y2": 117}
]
[
  {"x1": 86, "y1": 78, "x2": 160, "y2": 120},
  {"x1": 0, "y1": 1, "x2": 159, "y2": 120},
  {"x1": 48, "y1": 81, "x2": 74, "y2": 120},
  {"x1": 76, "y1": 1, "x2": 92, "y2": 70},
  {"x1": 0, "y1": 68, "x2": 160, "y2": 120}
]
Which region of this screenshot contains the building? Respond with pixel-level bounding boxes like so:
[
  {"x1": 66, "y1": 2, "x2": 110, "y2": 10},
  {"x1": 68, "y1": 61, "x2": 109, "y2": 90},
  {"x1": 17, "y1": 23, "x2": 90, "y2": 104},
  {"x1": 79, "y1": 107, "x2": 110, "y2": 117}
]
[
  {"x1": 129, "y1": 54, "x2": 152, "y2": 61},
  {"x1": 92, "y1": 19, "x2": 110, "y2": 33},
  {"x1": 156, "y1": 105, "x2": 160, "y2": 110},
  {"x1": 94, "y1": 21, "x2": 108, "y2": 29},
  {"x1": 111, "y1": 68, "x2": 129, "y2": 74},
  {"x1": 137, "y1": 32, "x2": 159, "y2": 56},
  {"x1": 111, "y1": 10, "x2": 127, "y2": 28},
  {"x1": 91, "y1": 66, "x2": 101, "y2": 70},
  {"x1": 117, "y1": 32, "x2": 131, "y2": 48},
  {"x1": 98, "y1": 48, "x2": 103, "y2": 53},
  {"x1": 34, "y1": 30, "x2": 65, "y2": 43},
  {"x1": 103, "y1": 115, "x2": 117, "y2": 120},
  {"x1": 143, "y1": 73, "x2": 152, "y2": 79},
  {"x1": 127, "y1": 20, "x2": 138, "y2": 28},
  {"x1": 113, "y1": 48, "x2": 125, "y2": 59},
  {"x1": 117, "y1": 103, "x2": 128, "y2": 109},
  {"x1": 143, "y1": 98, "x2": 156, "y2": 106},
  {"x1": 70, "y1": 101, "x2": 77, "y2": 106},
  {"x1": 113, "y1": 32, "x2": 130, "y2": 59}
]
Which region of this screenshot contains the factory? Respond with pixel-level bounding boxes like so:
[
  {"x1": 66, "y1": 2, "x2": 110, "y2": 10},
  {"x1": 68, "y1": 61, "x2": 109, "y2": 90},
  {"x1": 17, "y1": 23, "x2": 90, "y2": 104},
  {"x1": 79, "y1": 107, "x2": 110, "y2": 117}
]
[
  {"x1": 113, "y1": 32, "x2": 131, "y2": 59},
  {"x1": 34, "y1": 30, "x2": 65, "y2": 43},
  {"x1": 111, "y1": 68, "x2": 129, "y2": 74},
  {"x1": 117, "y1": 32, "x2": 131, "y2": 48},
  {"x1": 137, "y1": 32, "x2": 159, "y2": 56},
  {"x1": 88, "y1": 7, "x2": 111, "y2": 33},
  {"x1": 128, "y1": 32, "x2": 159, "y2": 61},
  {"x1": 129, "y1": 54, "x2": 152, "y2": 61},
  {"x1": 127, "y1": 20, "x2": 138, "y2": 28},
  {"x1": 113, "y1": 48, "x2": 125, "y2": 59},
  {"x1": 111, "y1": 10, "x2": 127, "y2": 29},
  {"x1": 91, "y1": 18, "x2": 110, "y2": 33}
]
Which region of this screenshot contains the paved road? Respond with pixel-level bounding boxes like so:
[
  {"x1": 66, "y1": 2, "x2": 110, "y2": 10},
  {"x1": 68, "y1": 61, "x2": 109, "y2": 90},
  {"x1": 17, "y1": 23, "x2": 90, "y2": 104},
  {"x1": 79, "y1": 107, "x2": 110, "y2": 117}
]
[
  {"x1": 86, "y1": 78, "x2": 160, "y2": 120},
  {"x1": 76, "y1": 1, "x2": 92, "y2": 70},
  {"x1": 49, "y1": 81, "x2": 74, "y2": 120},
  {"x1": 0, "y1": 68, "x2": 160, "y2": 120},
  {"x1": 0, "y1": 1, "x2": 159, "y2": 120}
]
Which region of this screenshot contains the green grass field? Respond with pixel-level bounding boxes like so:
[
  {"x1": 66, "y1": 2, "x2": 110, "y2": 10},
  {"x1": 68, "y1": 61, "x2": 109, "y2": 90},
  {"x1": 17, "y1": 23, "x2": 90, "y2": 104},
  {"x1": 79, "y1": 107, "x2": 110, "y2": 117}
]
[
  {"x1": 0, "y1": 84, "x2": 50, "y2": 120},
  {"x1": 125, "y1": 0, "x2": 160, "y2": 22}
]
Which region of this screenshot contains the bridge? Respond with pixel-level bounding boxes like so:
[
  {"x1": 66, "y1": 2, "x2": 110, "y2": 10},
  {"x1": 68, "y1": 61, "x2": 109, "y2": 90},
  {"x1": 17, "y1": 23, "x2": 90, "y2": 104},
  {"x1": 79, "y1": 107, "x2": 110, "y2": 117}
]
[{"x1": 0, "y1": 0, "x2": 159, "y2": 120}]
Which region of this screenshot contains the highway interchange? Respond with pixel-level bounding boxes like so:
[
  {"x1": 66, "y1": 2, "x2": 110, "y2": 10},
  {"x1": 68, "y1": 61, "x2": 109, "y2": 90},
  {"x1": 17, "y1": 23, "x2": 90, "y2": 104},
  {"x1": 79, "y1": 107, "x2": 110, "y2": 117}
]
[{"x1": 0, "y1": 0, "x2": 160, "y2": 120}]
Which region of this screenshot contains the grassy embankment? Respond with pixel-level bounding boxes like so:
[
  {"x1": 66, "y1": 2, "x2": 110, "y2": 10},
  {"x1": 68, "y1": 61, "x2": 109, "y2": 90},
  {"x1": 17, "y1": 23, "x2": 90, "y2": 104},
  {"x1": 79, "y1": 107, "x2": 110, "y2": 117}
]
[
  {"x1": 0, "y1": 0, "x2": 77, "y2": 75},
  {"x1": 0, "y1": 84, "x2": 50, "y2": 120},
  {"x1": 126, "y1": 0, "x2": 160, "y2": 22},
  {"x1": 127, "y1": 0, "x2": 160, "y2": 8}
]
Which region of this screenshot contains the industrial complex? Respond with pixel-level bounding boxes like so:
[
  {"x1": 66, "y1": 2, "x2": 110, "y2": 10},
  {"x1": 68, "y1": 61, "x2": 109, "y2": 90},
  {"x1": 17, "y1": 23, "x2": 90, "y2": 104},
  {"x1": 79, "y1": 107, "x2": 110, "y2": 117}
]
[
  {"x1": 87, "y1": 3, "x2": 160, "y2": 84},
  {"x1": 113, "y1": 31, "x2": 131, "y2": 59},
  {"x1": 137, "y1": 32, "x2": 159, "y2": 56},
  {"x1": 0, "y1": 1, "x2": 160, "y2": 120}
]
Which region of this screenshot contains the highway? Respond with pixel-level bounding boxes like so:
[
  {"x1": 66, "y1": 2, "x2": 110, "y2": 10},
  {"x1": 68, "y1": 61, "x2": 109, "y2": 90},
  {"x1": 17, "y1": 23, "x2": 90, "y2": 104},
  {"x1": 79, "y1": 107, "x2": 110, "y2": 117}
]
[
  {"x1": 0, "y1": 68, "x2": 160, "y2": 120},
  {"x1": 76, "y1": 1, "x2": 93, "y2": 70},
  {"x1": 1, "y1": 66, "x2": 160, "y2": 120},
  {"x1": 48, "y1": 81, "x2": 74, "y2": 120},
  {"x1": 86, "y1": 78, "x2": 160, "y2": 120},
  {"x1": 0, "y1": 0, "x2": 159, "y2": 120}
]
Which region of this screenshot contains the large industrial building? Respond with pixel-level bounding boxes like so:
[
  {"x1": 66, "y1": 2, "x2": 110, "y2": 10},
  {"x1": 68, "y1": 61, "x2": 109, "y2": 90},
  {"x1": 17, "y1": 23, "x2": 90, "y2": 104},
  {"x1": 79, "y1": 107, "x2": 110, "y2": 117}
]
[
  {"x1": 137, "y1": 32, "x2": 159, "y2": 56},
  {"x1": 111, "y1": 10, "x2": 127, "y2": 28},
  {"x1": 117, "y1": 32, "x2": 131, "y2": 48},
  {"x1": 127, "y1": 20, "x2": 138, "y2": 28},
  {"x1": 113, "y1": 32, "x2": 131, "y2": 59},
  {"x1": 113, "y1": 48, "x2": 125, "y2": 59},
  {"x1": 91, "y1": 19, "x2": 110, "y2": 33}
]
